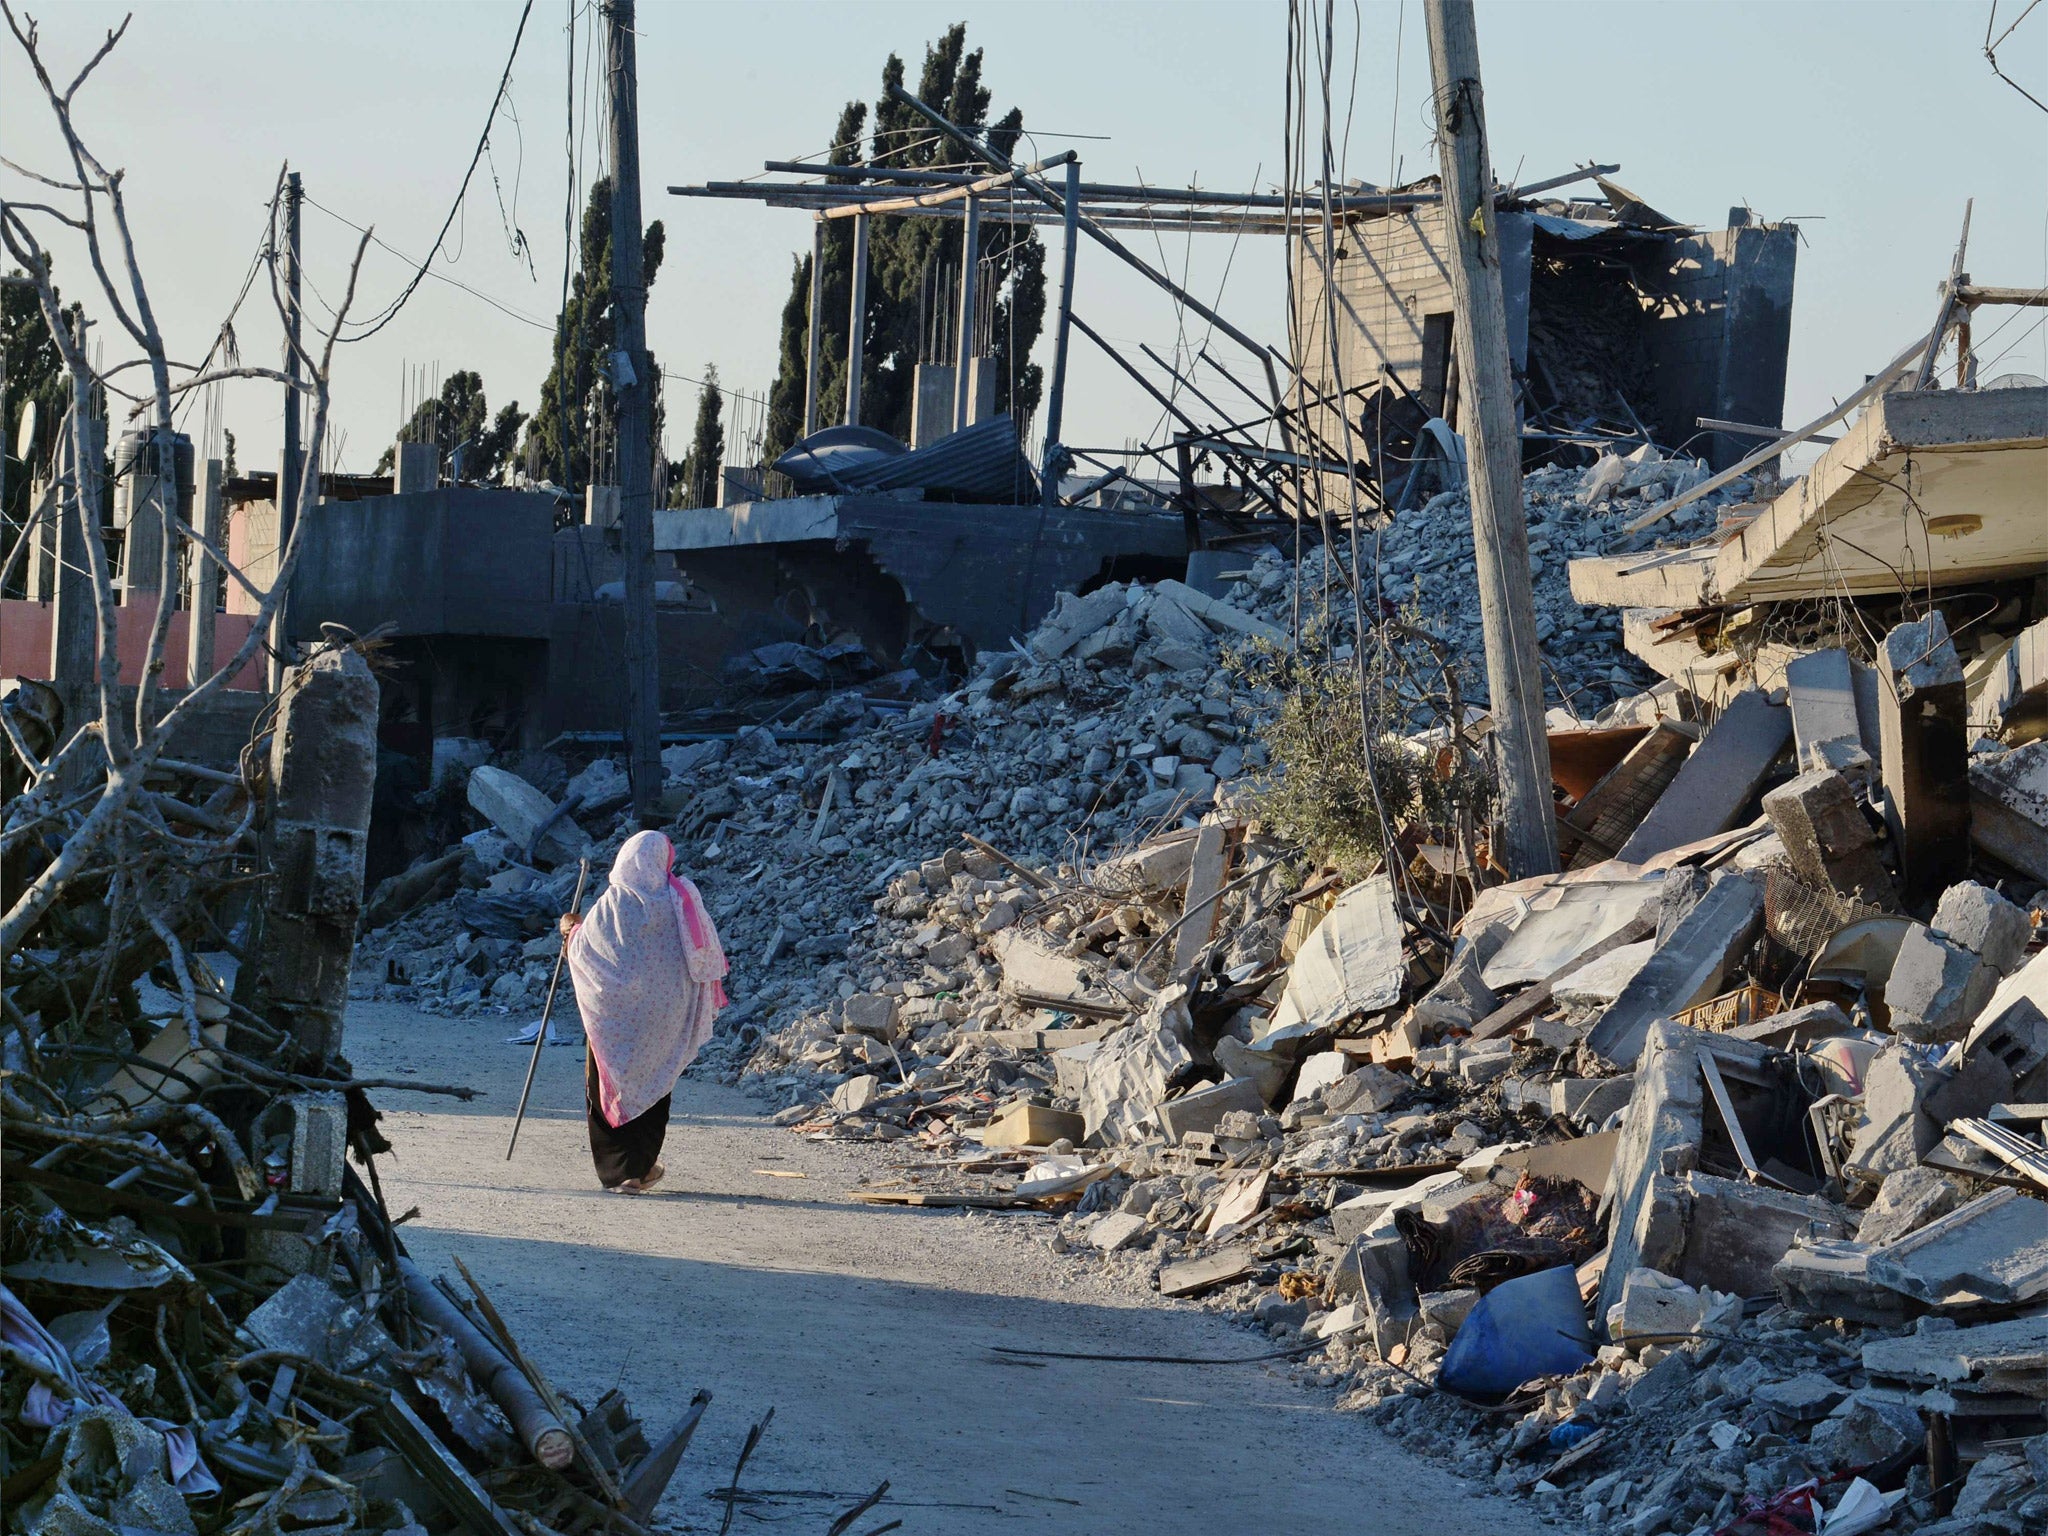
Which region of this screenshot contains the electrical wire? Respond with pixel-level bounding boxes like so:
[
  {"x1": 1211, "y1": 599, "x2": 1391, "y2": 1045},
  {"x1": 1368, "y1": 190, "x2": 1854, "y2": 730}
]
[{"x1": 336, "y1": 0, "x2": 537, "y2": 343}]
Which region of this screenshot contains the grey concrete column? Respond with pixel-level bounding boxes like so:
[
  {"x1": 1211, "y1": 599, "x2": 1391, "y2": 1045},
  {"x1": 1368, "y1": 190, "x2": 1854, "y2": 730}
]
[
  {"x1": 239, "y1": 644, "x2": 379, "y2": 1059},
  {"x1": 953, "y1": 193, "x2": 982, "y2": 434},
  {"x1": 185, "y1": 457, "x2": 223, "y2": 684},
  {"x1": 845, "y1": 214, "x2": 869, "y2": 427}
]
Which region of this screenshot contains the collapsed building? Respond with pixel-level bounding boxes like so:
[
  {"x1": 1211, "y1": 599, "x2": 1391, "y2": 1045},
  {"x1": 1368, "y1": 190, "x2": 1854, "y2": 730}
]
[
  {"x1": 1293, "y1": 173, "x2": 1799, "y2": 491},
  {"x1": 346, "y1": 207, "x2": 2046, "y2": 1534}
]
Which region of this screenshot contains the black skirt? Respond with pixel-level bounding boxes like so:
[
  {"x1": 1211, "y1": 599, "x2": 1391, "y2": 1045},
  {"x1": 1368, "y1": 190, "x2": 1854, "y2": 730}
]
[{"x1": 586, "y1": 1052, "x2": 671, "y2": 1188}]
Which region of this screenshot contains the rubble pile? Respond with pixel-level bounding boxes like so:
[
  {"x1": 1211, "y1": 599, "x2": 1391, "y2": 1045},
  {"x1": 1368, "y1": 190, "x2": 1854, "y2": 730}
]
[
  {"x1": 354, "y1": 458, "x2": 2045, "y2": 1535},
  {"x1": 1310, "y1": 449, "x2": 1752, "y2": 715},
  {"x1": 719, "y1": 601, "x2": 2044, "y2": 1533},
  {"x1": 2, "y1": 645, "x2": 717, "y2": 1536}
]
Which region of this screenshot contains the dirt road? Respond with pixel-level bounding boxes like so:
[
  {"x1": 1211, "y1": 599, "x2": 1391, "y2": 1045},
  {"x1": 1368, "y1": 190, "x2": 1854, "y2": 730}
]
[{"x1": 353, "y1": 1001, "x2": 1547, "y2": 1535}]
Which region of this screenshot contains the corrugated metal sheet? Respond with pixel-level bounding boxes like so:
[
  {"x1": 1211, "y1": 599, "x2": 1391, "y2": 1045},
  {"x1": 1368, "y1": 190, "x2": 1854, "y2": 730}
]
[{"x1": 773, "y1": 415, "x2": 1038, "y2": 504}]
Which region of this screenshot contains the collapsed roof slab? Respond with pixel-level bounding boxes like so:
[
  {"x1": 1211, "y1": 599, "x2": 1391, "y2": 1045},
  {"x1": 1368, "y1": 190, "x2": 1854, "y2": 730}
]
[
  {"x1": 653, "y1": 493, "x2": 1187, "y2": 654},
  {"x1": 1569, "y1": 385, "x2": 2048, "y2": 610}
]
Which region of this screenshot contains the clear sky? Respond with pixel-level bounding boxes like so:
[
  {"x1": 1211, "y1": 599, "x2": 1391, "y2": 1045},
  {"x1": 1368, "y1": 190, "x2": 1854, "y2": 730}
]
[{"x1": 4, "y1": 0, "x2": 2044, "y2": 478}]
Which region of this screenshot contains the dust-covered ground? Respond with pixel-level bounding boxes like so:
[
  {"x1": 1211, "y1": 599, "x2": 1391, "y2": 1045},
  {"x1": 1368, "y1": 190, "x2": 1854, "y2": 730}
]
[{"x1": 351, "y1": 999, "x2": 1550, "y2": 1535}]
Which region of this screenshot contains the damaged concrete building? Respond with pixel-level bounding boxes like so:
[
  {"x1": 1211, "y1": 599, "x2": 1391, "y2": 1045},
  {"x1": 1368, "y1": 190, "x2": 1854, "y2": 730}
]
[{"x1": 1292, "y1": 174, "x2": 1798, "y2": 489}]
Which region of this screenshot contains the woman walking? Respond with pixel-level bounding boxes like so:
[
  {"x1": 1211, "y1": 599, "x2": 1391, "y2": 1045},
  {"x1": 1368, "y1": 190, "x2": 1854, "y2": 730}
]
[{"x1": 560, "y1": 830, "x2": 729, "y2": 1192}]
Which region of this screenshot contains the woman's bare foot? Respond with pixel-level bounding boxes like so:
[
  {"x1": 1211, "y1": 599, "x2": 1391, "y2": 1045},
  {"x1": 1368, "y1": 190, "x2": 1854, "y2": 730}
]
[{"x1": 640, "y1": 1162, "x2": 666, "y2": 1189}]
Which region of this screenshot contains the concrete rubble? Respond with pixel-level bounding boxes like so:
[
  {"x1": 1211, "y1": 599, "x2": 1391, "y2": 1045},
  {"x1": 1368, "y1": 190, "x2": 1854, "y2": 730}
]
[
  {"x1": 3, "y1": 640, "x2": 718, "y2": 1536},
  {"x1": 351, "y1": 445, "x2": 2048, "y2": 1536}
]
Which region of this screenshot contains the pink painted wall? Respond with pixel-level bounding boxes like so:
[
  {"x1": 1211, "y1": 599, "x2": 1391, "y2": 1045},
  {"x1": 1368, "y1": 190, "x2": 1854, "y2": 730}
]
[{"x1": 0, "y1": 599, "x2": 264, "y2": 690}]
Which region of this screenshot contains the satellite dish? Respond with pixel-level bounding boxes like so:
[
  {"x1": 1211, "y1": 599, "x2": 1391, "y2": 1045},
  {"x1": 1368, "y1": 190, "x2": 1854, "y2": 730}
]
[
  {"x1": 1983, "y1": 372, "x2": 2046, "y2": 391},
  {"x1": 14, "y1": 400, "x2": 36, "y2": 462}
]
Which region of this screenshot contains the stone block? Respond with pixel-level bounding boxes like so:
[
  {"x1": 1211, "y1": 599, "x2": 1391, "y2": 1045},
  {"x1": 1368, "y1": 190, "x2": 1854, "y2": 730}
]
[
  {"x1": 1418, "y1": 1287, "x2": 1479, "y2": 1335},
  {"x1": 1605, "y1": 1267, "x2": 1706, "y2": 1344},
  {"x1": 1969, "y1": 739, "x2": 2048, "y2": 882},
  {"x1": 1289, "y1": 1050, "x2": 1350, "y2": 1106},
  {"x1": 1614, "y1": 688, "x2": 1791, "y2": 863},
  {"x1": 467, "y1": 764, "x2": 588, "y2": 868},
  {"x1": 832, "y1": 1075, "x2": 881, "y2": 1114},
  {"x1": 1773, "y1": 1239, "x2": 1916, "y2": 1327},
  {"x1": 1810, "y1": 1393, "x2": 1925, "y2": 1471},
  {"x1": 1884, "y1": 925, "x2": 1995, "y2": 1044},
  {"x1": 1931, "y1": 880, "x2": 2031, "y2": 976},
  {"x1": 1153, "y1": 1076, "x2": 1264, "y2": 1144},
  {"x1": 1674, "y1": 1174, "x2": 1854, "y2": 1297},
  {"x1": 1857, "y1": 1166, "x2": 1972, "y2": 1249},
  {"x1": 1322, "y1": 1062, "x2": 1408, "y2": 1115},
  {"x1": 1624, "y1": 1350, "x2": 1695, "y2": 1413},
  {"x1": 1786, "y1": 647, "x2": 1874, "y2": 780},
  {"x1": 1213, "y1": 1036, "x2": 1290, "y2": 1106},
  {"x1": 1330, "y1": 1170, "x2": 1466, "y2": 1244},
  {"x1": 1324, "y1": 1231, "x2": 1419, "y2": 1356},
  {"x1": 840, "y1": 993, "x2": 899, "y2": 1039},
  {"x1": 1596, "y1": 1023, "x2": 1781, "y2": 1325},
  {"x1": 1088, "y1": 1212, "x2": 1148, "y2": 1252},
  {"x1": 1754, "y1": 1373, "x2": 1849, "y2": 1422},
  {"x1": 1843, "y1": 1043, "x2": 1949, "y2": 1185},
  {"x1": 1762, "y1": 769, "x2": 1896, "y2": 912},
  {"x1": 1876, "y1": 611, "x2": 1971, "y2": 903},
  {"x1": 1030, "y1": 583, "x2": 1128, "y2": 660}
]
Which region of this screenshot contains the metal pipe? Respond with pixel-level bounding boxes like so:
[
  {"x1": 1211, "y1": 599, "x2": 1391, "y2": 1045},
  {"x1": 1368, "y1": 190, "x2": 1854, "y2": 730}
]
[
  {"x1": 1040, "y1": 158, "x2": 1081, "y2": 506},
  {"x1": 817, "y1": 152, "x2": 1074, "y2": 220},
  {"x1": 883, "y1": 85, "x2": 1271, "y2": 365}
]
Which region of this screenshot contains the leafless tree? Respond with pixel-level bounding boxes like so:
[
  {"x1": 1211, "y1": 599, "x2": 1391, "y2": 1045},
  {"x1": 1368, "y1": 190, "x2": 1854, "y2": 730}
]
[{"x1": 0, "y1": 6, "x2": 370, "y2": 1064}]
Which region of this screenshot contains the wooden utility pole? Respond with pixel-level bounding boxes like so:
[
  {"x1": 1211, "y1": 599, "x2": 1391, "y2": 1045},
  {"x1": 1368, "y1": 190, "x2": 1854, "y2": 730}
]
[
  {"x1": 605, "y1": 0, "x2": 661, "y2": 823},
  {"x1": 269, "y1": 170, "x2": 303, "y2": 694},
  {"x1": 1423, "y1": 0, "x2": 1557, "y2": 878}
]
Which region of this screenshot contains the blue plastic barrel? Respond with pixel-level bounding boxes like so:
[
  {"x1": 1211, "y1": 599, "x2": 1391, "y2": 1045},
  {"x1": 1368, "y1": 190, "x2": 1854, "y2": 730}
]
[{"x1": 1437, "y1": 1265, "x2": 1595, "y2": 1397}]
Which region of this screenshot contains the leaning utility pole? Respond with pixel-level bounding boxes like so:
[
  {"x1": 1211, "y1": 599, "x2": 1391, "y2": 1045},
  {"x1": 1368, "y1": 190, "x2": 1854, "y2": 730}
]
[
  {"x1": 605, "y1": 0, "x2": 661, "y2": 824},
  {"x1": 270, "y1": 170, "x2": 304, "y2": 694},
  {"x1": 1424, "y1": 0, "x2": 1557, "y2": 878}
]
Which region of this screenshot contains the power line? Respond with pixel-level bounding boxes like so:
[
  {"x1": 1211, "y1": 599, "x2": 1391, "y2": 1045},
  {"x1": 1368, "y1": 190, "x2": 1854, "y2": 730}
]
[
  {"x1": 301, "y1": 196, "x2": 554, "y2": 332},
  {"x1": 338, "y1": 0, "x2": 538, "y2": 342}
]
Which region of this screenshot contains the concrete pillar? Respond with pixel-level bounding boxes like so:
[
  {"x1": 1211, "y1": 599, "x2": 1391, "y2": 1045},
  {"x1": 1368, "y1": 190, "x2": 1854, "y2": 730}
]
[
  {"x1": 717, "y1": 464, "x2": 764, "y2": 507},
  {"x1": 239, "y1": 644, "x2": 378, "y2": 1060},
  {"x1": 185, "y1": 458, "x2": 224, "y2": 683},
  {"x1": 844, "y1": 214, "x2": 869, "y2": 428},
  {"x1": 1877, "y1": 612, "x2": 1970, "y2": 906},
  {"x1": 911, "y1": 363, "x2": 956, "y2": 448},
  {"x1": 49, "y1": 417, "x2": 103, "y2": 731},
  {"x1": 23, "y1": 478, "x2": 58, "y2": 601},
  {"x1": 584, "y1": 485, "x2": 620, "y2": 529},
  {"x1": 964, "y1": 355, "x2": 999, "y2": 428},
  {"x1": 394, "y1": 440, "x2": 437, "y2": 494},
  {"x1": 115, "y1": 428, "x2": 191, "y2": 605},
  {"x1": 953, "y1": 194, "x2": 982, "y2": 434}
]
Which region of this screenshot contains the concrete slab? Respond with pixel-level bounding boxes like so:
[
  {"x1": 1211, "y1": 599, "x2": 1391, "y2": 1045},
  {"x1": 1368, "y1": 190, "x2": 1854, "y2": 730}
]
[
  {"x1": 1614, "y1": 690, "x2": 1790, "y2": 864},
  {"x1": 1586, "y1": 872, "x2": 1764, "y2": 1068}
]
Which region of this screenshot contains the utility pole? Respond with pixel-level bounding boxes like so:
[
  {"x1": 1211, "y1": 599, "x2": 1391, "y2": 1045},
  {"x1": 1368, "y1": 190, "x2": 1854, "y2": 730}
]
[
  {"x1": 803, "y1": 219, "x2": 824, "y2": 436},
  {"x1": 605, "y1": 0, "x2": 661, "y2": 824},
  {"x1": 1423, "y1": 0, "x2": 1557, "y2": 878},
  {"x1": 270, "y1": 169, "x2": 303, "y2": 694},
  {"x1": 844, "y1": 213, "x2": 868, "y2": 426}
]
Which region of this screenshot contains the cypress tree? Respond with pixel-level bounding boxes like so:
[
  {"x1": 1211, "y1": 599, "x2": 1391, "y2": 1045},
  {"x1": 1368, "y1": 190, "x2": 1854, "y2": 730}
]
[
  {"x1": 762, "y1": 25, "x2": 1044, "y2": 465},
  {"x1": 525, "y1": 178, "x2": 667, "y2": 491}
]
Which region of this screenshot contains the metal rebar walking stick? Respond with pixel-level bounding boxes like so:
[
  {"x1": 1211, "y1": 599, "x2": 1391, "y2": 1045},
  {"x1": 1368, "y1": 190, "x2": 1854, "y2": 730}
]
[{"x1": 506, "y1": 858, "x2": 590, "y2": 1159}]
